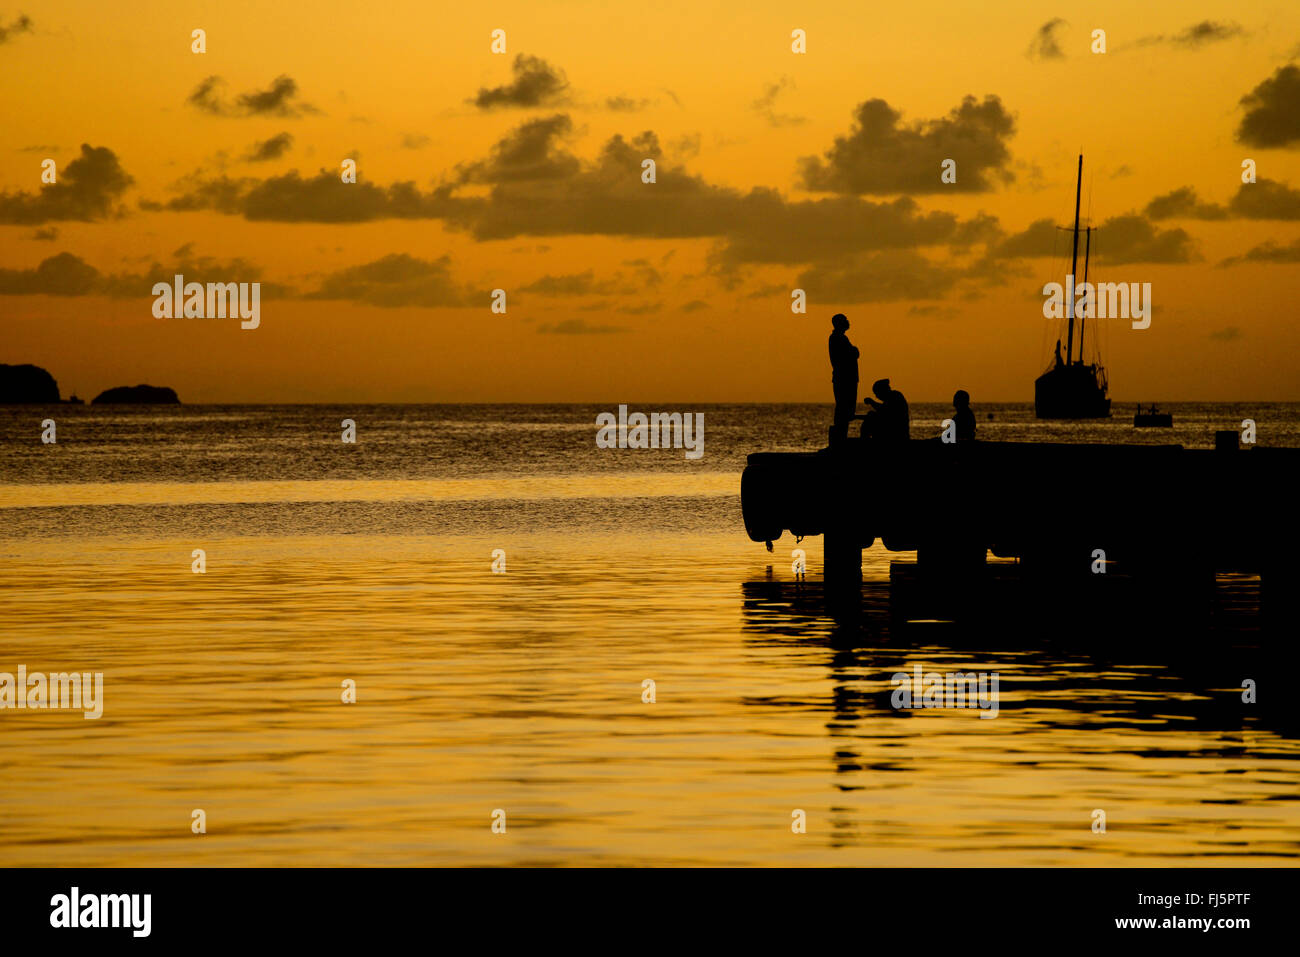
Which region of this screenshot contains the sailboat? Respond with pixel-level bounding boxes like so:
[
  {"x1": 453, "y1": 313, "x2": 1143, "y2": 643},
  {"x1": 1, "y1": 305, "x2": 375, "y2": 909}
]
[{"x1": 1034, "y1": 154, "x2": 1111, "y2": 419}]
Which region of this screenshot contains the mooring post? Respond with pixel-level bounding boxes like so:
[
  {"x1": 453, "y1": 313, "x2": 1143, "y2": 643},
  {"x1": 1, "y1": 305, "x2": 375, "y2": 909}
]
[{"x1": 824, "y1": 531, "x2": 863, "y2": 600}]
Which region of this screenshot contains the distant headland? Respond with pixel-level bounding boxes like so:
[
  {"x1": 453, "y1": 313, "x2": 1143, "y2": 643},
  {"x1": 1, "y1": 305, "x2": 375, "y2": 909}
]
[
  {"x1": 0, "y1": 363, "x2": 180, "y2": 404},
  {"x1": 0, "y1": 364, "x2": 60, "y2": 404}
]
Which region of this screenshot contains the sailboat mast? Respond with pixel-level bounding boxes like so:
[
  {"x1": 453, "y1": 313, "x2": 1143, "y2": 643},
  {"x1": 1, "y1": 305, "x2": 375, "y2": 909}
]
[
  {"x1": 1066, "y1": 153, "x2": 1082, "y2": 365},
  {"x1": 1079, "y1": 226, "x2": 1091, "y2": 363}
]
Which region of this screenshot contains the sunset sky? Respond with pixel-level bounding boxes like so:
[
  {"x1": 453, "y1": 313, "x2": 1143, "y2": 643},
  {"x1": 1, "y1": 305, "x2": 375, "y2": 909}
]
[{"x1": 2, "y1": 1, "x2": 1299, "y2": 402}]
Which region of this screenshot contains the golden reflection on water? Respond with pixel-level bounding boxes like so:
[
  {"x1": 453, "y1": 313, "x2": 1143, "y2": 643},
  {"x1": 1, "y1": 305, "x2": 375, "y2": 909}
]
[
  {"x1": 0, "y1": 475, "x2": 738, "y2": 508},
  {"x1": 1, "y1": 507, "x2": 1296, "y2": 866}
]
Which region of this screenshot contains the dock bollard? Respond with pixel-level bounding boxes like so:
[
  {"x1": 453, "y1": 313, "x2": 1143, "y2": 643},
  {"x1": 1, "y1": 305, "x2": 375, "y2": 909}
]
[{"x1": 824, "y1": 532, "x2": 863, "y2": 595}]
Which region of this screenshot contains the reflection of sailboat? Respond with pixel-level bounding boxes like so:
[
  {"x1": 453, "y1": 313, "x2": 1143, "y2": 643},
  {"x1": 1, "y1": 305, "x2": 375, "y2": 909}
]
[{"x1": 1034, "y1": 154, "x2": 1111, "y2": 419}]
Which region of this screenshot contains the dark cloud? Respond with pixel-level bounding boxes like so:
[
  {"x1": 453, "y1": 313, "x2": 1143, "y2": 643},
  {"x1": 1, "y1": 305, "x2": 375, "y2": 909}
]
[
  {"x1": 753, "y1": 77, "x2": 805, "y2": 127},
  {"x1": 140, "y1": 114, "x2": 993, "y2": 270},
  {"x1": 471, "y1": 54, "x2": 569, "y2": 109},
  {"x1": 1092, "y1": 214, "x2": 1198, "y2": 263},
  {"x1": 538, "y1": 318, "x2": 626, "y2": 334},
  {"x1": 951, "y1": 212, "x2": 1003, "y2": 248},
  {"x1": 1144, "y1": 187, "x2": 1228, "y2": 220},
  {"x1": 187, "y1": 76, "x2": 225, "y2": 114},
  {"x1": 305, "y1": 253, "x2": 473, "y2": 307},
  {"x1": 617, "y1": 301, "x2": 661, "y2": 314},
  {"x1": 623, "y1": 259, "x2": 663, "y2": 286},
  {"x1": 0, "y1": 248, "x2": 277, "y2": 298},
  {"x1": 95, "y1": 247, "x2": 278, "y2": 298},
  {"x1": 400, "y1": 133, "x2": 431, "y2": 150},
  {"x1": 1237, "y1": 65, "x2": 1300, "y2": 147},
  {"x1": 1173, "y1": 20, "x2": 1245, "y2": 47},
  {"x1": 1143, "y1": 179, "x2": 1300, "y2": 221},
  {"x1": 238, "y1": 76, "x2": 315, "y2": 116},
  {"x1": 142, "y1": 168, "x2": 464, "y2": 223},
  {"x1": 797, "y1": 250, "x2": 961, "y2": 303},
  {"x1": 0, "y1": 13, "x2": 32, "y2": 44},
  {"x1": 246, "y1": 132, "x2": 293, "y2": 162},
  {"x1": 1028, "y1": 19, "x2": 1068, "y2": 60},
  {"x1": 1209, "y1": 326, "x2": 1242, "y2": 340},
  {"x1": 743, "y1": 283, "x2": 788, "y2": 300},
  {"x1": 455, "y1": 114, "x2": 580, "y2": 183},
  {"x1": 451, "y1": 129, "x2": 971, "y2": 266},
  {"x1": 0, "y1": 252, "x2": 100, "y2": 295},
  {"x1": 0, "y1": 144, "x2": 134, "y2": 224},
  {"x1": 681, "y1": 299, "x2": 708, "y2": 312},
  {"x1": 606, "y1": 96, "x2": 650, "y2": 112},
  {"x1": 188, "y1": 75, "x2": 318, "y2": 117},
  {"x1": 30, "y1": 227, "x2": 57, "y2": 241},
  {"x1": 798, "y1": 95, "x2": 1015, "y2": 194},
  {"x1": 1133, "y1": 20, "x2": 1246, "y2": 50},
  {"x1": 670, "y1": 132, "x2": 701, "y2": 159},
  {"x1": 520, "y1": 270, "x2": 616, "y2": 295},
  {"x1": 992, "y1": 214, "x2": 1196, "y2": 263},
  {"x1": 1219, "y1": 238, "x2": 1300, "y2": 267},
  {"x1": 1229, "y1": 178, "x2": 1300, "y2": 219}
]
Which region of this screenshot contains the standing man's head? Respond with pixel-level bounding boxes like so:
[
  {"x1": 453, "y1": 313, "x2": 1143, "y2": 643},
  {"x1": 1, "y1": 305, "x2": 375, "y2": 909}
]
[
  {"x1": 953, "y1": 389, "x2": 970, "y2": 408},
  {"x1": 872, "y1": 378, "x2": 891, "y2": 400},
  {"x1": 831, "y1": 313, "x2": 849, "y2": 331}
]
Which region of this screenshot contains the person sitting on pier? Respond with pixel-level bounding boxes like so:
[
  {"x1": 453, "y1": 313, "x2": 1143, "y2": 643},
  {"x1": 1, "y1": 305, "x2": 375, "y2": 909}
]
[
  {"x1": 953, "y1": 389, "x2": 976, "y2": 441},
  {"x1": 828, "y1": 313, "x2": 860, "y2": 444},
  {"x1": 861, "y1": 378, "x2": 910, "y2": 444}
]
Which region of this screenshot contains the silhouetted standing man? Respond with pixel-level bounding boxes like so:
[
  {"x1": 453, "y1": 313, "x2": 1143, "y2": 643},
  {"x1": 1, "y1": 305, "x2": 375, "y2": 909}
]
[
  {"x1": 952, "y1": 389, "x2": 976, "y2": 441},
  {"x1": 829, "y1": 314, "x2": 859, "y2": 444}
]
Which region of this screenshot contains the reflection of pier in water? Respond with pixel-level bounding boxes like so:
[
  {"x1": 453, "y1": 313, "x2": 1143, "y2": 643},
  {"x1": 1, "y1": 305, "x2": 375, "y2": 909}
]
[{"x1": 738, "y1": 567, "x2": 1299, "y2": 851}]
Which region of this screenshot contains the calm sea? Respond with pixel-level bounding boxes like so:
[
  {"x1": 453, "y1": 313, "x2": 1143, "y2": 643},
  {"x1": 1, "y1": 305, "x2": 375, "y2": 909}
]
[{"x1": 1, "y1": 402, "x2": 1297, "y2": 865}]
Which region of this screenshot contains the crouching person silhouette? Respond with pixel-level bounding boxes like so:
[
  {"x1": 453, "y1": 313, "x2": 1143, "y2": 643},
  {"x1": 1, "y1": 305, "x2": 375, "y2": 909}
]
[{"x1": 861, "y1": 378, "x2": 910, "y2": 445}]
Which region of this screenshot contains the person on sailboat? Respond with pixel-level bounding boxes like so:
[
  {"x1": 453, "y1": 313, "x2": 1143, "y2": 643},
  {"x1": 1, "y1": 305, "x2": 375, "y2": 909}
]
[
  {"x1": 952, "y1": 390, "x2": 976, "y2": 441},
  {"x1": 828, "y1": 314, "x2": 860, "y2": 444},
  {"x1": 862, "y1": 378, "x2": 910, "y2": 444},
  {"x1": 1053, "y1": 339, "x2": 1063, "y2": 368}
]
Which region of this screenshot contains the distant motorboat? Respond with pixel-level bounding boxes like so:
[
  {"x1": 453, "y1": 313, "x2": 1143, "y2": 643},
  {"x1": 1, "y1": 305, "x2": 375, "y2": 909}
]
[{"x1": 1133, "y1": 404, "x2": 1172, "y2": 428}]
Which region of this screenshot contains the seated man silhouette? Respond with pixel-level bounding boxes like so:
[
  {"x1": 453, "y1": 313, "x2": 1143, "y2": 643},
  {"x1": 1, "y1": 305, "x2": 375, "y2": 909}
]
[
  {"x1": 952, "y1": 389, "x2": 976, "y2": 441},
  {"x1": 861, "y1": 378, "x2": 909, "y2": 444}
]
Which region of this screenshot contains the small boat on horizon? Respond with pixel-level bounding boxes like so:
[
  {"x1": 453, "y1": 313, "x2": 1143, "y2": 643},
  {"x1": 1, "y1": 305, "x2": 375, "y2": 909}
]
[{"x1": 1134, "y1": 404, "x2": 1172, "y2": 428}]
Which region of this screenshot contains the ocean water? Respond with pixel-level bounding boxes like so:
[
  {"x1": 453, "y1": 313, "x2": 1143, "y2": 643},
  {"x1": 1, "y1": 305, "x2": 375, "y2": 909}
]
[{"x1": 0, "y1": 403, "x2": 1297, "y2": 866}]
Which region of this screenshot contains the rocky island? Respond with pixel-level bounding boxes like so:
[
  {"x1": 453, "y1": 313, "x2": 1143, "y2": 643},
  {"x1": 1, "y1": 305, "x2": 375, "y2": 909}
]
[{"x1": 91, "y1": 385, "x2": 181, "y2": 404}]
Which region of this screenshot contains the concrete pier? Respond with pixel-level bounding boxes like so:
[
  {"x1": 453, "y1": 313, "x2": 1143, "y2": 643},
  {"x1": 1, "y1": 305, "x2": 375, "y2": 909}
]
[{"x1": 741, "y1": 437, "x2": 1300, "y2": 623}]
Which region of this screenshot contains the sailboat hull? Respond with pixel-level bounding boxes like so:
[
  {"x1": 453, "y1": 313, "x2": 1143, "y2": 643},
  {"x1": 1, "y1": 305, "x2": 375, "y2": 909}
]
[{"x1": 1034, "y1": 365, "x2": 1111, "y2": 419}]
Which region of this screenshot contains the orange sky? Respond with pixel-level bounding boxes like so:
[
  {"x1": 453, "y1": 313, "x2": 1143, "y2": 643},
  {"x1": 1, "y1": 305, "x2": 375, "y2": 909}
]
[{"x1": 2, "y1": 1, "x2": 1299, "y2": 402}]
